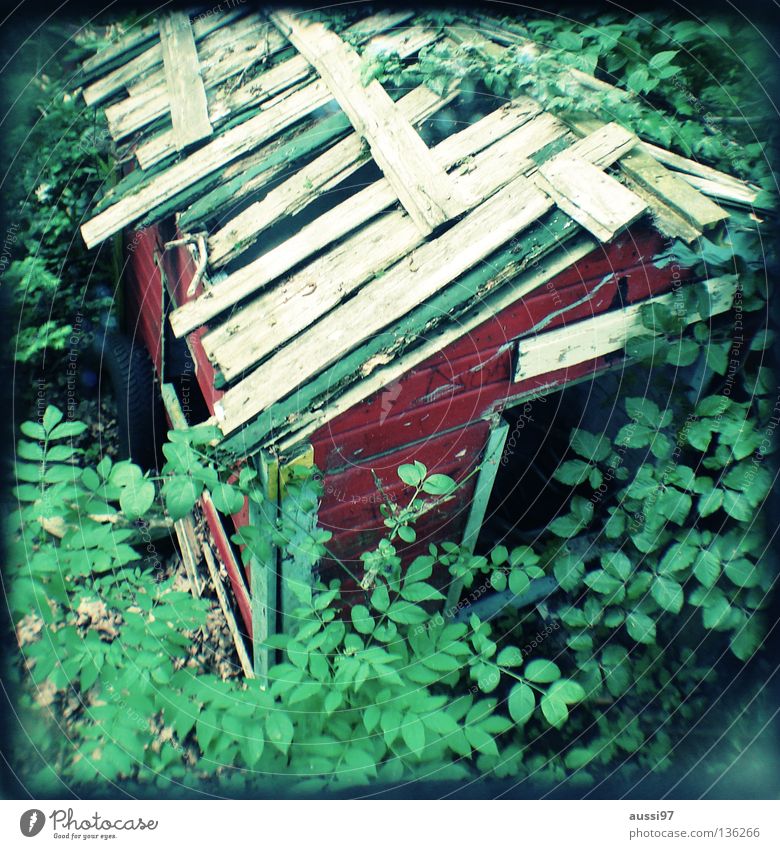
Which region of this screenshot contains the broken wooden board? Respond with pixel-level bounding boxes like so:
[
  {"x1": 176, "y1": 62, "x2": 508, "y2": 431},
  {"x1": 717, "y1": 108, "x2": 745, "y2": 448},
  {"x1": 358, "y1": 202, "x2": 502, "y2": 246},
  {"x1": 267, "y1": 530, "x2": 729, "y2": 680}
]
[
  {"x1": 201, "y1": 112, "x2": 569, "y2": 376},
  {"x1": 618, "y1": 148, "x2": 729, "y2": 230},
  {"x1": 159, "y1": 12, "x2": 213, "y2": 150},
  {"x1": 79, "y1": 17, "x2": 159, "y2": 82},
  {"x1": 272, "y1": 11, "x2": 463, "y2": 235},
  {"x1": 81, "y1": 78, "x2": 333, "y2": 248},
  {"x1": 536, "y1": 155, "x2": 647, "y2": 241},
  {"x1": 82, "y1": 8, "x2": 248, "y2": 106},
  {"x1": 514, "y1": 275, "x2": 737, "y2": 381}
]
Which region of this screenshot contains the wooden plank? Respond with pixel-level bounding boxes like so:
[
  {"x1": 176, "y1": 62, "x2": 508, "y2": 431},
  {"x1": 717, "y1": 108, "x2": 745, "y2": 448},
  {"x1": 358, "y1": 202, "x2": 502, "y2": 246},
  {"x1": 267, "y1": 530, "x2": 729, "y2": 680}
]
[
  {"x1": 620, "y1": 174, "x2": 702, "y2": 243},
  {"x1": 619, "y1": 148, "x2": 729, "y2": 230},
  {"x1": 249, "y1": 452, "x2": 279, "y2": 683},
  {"x1": 81, "y1": 79, "x2": 333, "y2": 248},
  {"x1": 202, "y1": 541, "x2": 255, "y2": 679},
  {"x1": 82, "y1": 8, "x2": 249, "y2": 106},
  {"x1": 639, "y1": 140, "x2": 759, "y2": 192},
  {"x1": 536, "y1": 155, "x2": 647, "y2": 242},
  {"x1": 514, "y1": 275, "x2": 738, "y2": 381},
  {"x1": 272, "y1": 11, "x2": 462, "y2": 234},
  {"x1": 80, "y1": 18, "x2": 159, "y2": 80},
  {"x1": 272, "y1": 234, "x2": 597, "y2": 454},
  {"x1": 444, "y1": 418, "x2": 509, "y2": 614},
  {"x1": 201, "y1": 112, "x2": 567, "y2": 375},
  {"x1": 159, "y1": 12, "x2": 213, "y2": 150}
]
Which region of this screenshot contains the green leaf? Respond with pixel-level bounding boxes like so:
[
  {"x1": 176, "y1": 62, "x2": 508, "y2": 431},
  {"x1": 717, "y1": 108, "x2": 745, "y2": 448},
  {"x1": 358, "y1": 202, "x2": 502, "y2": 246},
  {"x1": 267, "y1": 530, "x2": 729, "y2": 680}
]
[
  {"x1": 42, "y1": 406, "x2": 63, "y2": 433},
  {"x1": 370, "y1": 585, "x2": 390, "y2": 613},
  {"x1": 351, "y1": 604, "x2": 375, "y2": 635},
  {"x1": 524, "y1": 659, "x2": 561, "y2": 684},
  {"x1": 401, "y1": 717, "x2": 426, "y2": 757},
  {"x1": 548, "y1": 679, "x2": 586, "y2": 704},
  {"x1": 490, "y1": 570, "x2": 507, "y2": 592},
  {"x1": 476, "y1": 663, "x2": 500, "y2": 693},
  {"x1": 584, "y1": 569, "x2": 623, "y2": 595},
  {"x1": 20, "y1": 420, "x2": 46, "y2": 440},
  {"x1": 554, "y1": 460, "x2": 592, "y2": 485},
  {"x1": 626, "y1": 611, "x2": 656, "y2": 644},
  {"x1": 386, "y1": 601, "x2": 427, "y2": 625},
  {"x1": 649, "y1": 49, "x2": 678, "y2": 69},
  {"x1": 497, "y1": 646, "x2": 524, "y2": 667},
  {"x1": 722, "y1": 490, "x2": 752, "y2": 521},
  {"x1": 508, "y1": 683, "x2": 535, "y2": 725},
  {"x1": 397, "y1": 464, "x2": 423, "y2": 487},
  {"x1": 540, "y1": 693, "x2": 569, "y2": 728},
  {"x1": 702, "y1": 594, "x2": 732, "y2": 630},
  {"x1": 397, "y1": 524, "x2": 416, "y2": 543},
  {"x1": 464, "y1": 724, "x2": 498, "y2": 757},
  {"x1": 651, "y1": 576, "x2": 684, "y2": 613},
  {"x1": 508, "y1": 570, "x2": 530, "y2": 596},
  {"x1": 602, "y1": 551, "x2": 632, "y2": 581},
  {"x1": 421, "y1": 473, "x2": 456, "y2": 495},
  {"x1": 698, "y1": 487, "x2": 723, "y2": 517},
  {"x1": 570, "y1": 428, "x2": 610, "y2": 462},
  {"x1": 119, "y1": 480, "x2": 156, "y2": 519},
  {"x1": 211, "y1": 483, "x2": 245, "y2": 515},
  {"x1": 49, "y1": 421, "x2": 88, "y2": 440},
  {"x1": 265, "y1": 711, "x2": 294, "y2": 755},
  {"x1": 401, "y1": 582, "x2": 444, "y2": 602},
  {"x1": 162, "y1": 476, "x2": 201, "y2": 520},
  {"x1": 693, "y1": 550, "x2": 720, "y2": 588},
  {"x1": 724, "y1": 558, "x2": 760, "y2": 588}
]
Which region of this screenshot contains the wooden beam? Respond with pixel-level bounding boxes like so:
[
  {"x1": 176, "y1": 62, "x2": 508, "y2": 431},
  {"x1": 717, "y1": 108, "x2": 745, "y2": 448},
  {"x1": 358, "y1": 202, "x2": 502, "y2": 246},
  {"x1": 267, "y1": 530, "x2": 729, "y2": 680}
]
[
  {"x1": 158, "y1": 12, "x2": 213, "y2": 150},
  {"x1": 249, "y1": 452, "x2": 279, "y2": 683},
  {"x1": 618, "y1": 148, "x2": 729, "y2": 230},
  {"x1": 513, "y1": 275, "x2": 738, "y2": 382},
  {"x1": 271, "y1": 11, "x2": 463, "y2": 234},
  {"x1": 536, "y1": 155, "x2": 647, "y2": 242},
  {"x1": 445, "y1": 418, "x2": 509, "y2": 614}
]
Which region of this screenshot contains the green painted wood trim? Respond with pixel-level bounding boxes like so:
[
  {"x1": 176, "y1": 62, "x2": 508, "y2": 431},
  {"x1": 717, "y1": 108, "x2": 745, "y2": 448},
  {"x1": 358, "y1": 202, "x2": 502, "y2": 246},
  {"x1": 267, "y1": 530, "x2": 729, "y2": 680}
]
[
  {"x1": 445, "y1": 417, "x2": 509, "y2": 614},
  {"x1": 160, "y1": 383, "x2": 188, "y2": 429},
  {"x1": 220, "y1": 208, "x2": 582, "y2": 457},
  {"x1": 250, "y1": 451, "x2": 279, "y2": 683}
]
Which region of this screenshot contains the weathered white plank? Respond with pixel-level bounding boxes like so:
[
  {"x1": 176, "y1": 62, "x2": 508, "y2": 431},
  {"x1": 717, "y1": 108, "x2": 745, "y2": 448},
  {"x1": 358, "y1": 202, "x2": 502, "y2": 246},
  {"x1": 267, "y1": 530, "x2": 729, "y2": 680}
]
[
  {"x1": 271, "y1": 236, "x2": 598, "y2": 453},
  {"x1": 173, "y1": 109, "x2": 566, "y2": 342},
  {"x1": 272, "y1": 11, "x2": 462, "y2": 234},
  {"x1": 159, "y1": 12, "x2": 213, "y2": 150},
  {"x1": 536, "y1": 156, "x2": 647, "y2": 241},
  {"x1": 207, "y1": 94, "x2": 540, "y2": 269},
  {"x1": 514, "y1": 275, "x2": 737, "y2": 381},
  {"x1": 201, "y1": 112, "x2": 568, "y2": 376},
  {"x1": 82, "y1": 8, "x2": 249, "y2": 106},
  {"x1": 137, "y1": 24, "x2": 438, "y2": 170},
  {"x1": 80, "y1": 18, "x2": 159, "y2": 79},
  {"x1": 81, "y1": 79, "x2": 333, "y2": 249},
  {"x1": 619, "y1": 148, "x2": 729, "y2": 230}
]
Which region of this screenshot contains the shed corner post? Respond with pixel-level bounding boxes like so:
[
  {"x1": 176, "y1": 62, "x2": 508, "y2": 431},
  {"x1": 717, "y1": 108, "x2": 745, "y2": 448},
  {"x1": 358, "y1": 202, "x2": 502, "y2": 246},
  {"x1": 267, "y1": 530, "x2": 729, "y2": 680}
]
[
  {"x1": 249, "y1": 450, "x2": 280, "y2": 684},
  {"x1": 278, "y1": 444, "x2": 316, "y2": 635},
  {"x1": 444, "y1": 416, "x2": 510, "y2": 614}
]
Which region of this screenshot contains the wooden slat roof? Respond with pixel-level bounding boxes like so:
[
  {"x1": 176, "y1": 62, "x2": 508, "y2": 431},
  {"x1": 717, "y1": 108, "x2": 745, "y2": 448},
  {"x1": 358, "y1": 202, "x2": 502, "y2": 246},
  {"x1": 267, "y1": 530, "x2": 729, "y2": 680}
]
[{"x1": 77, "y1": 7, "x2": 763, "y2": 454}]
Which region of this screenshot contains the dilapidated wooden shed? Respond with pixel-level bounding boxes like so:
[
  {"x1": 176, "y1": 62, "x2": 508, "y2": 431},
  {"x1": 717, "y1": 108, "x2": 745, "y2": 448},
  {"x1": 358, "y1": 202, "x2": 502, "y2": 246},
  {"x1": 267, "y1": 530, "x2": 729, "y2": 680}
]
[{"x1": 77, "y1": 7, "x2": 761, "y2": 672}]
